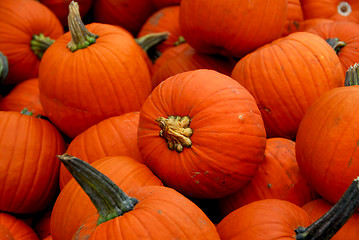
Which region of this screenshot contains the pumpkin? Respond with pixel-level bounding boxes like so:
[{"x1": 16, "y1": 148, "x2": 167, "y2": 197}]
[
  {"x1": 307, "y1": 21, "x2": 359, "y2": 75},
  {"x1": 217, "y1": 176, "x2": 359, "y2": 240},
  {"x1": 152, "y1": 0, "x2": 180, "y2": 9},
  {"x1": 51, "y1": 155, "x2": 163, "y2": 240},
  {"x1": 301, "y1": 0, "x2": 359, "y2": 23},
  {"x1": 295, "y1": 65, "x2": 359, "y2": 204},
  {"x1": 0, "y1": 0, "x2": 63, "y2": 85},
  {"x1": 39, "y1": 2, "x2": 152, "y2": 138},
  {"x1": 282, "y1": 0, "x2": 304, "y2": 36},
  {"x1": 93, "y1": 0, "x2": 157, "y2": 36},
  {"x1": 0, "y1": 212, "x2": 39, "y2": 240},
  {"x1": 137, "y1": 6, "x2": 182, "y2": 55},
  {"x1": 288, "y1": 18, "x2": 335, "y2": 34},
  {"x1": 179, "y1": 0, "x2": 287, "y2": 58},
  {"x1": 33, "y1": 210, "x2": 52, "y2": 240},
  {"x1": 0, "y1": 78, "x2": 45, "y2": 116},
  {"x1": 57, "y1": 154, "x2": 220, "y2": 240},
  {"x1": 59, "y1": 112, "x2": 143, "y2": 189},
  {"x1": 40, "y1": 0, "x2": 94, "y2": 27},
  {"x1": 151, "y1": 43, "x2": 237, "y2": 89},
  {"x1": 137, "y1": 69, "x2": 267, "y2": 198},
  {"x1": 0, "y1": 110, "x2": 66, "y2": 214},
  {"x1": 219, "y1": 138, "x2": 318, "y2": 217},
  {"x1": 303, "y1": 198, "x2": 359, "y2": 239},
  {"x1": 231, "y1": 31, "x2": 344, "y2": 139}
]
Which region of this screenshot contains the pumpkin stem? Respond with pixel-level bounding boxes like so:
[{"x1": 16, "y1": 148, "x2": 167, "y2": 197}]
[
  {"x1": 344, "y1": 63, "x2": 359, "y2": 86},
  {"x1": 30, "y1": 33, "x2": 55, "y2": 59},
  {"x1": 0, "y1": 51, "x2": 9, "y2": 83},
  {"x1": 20, "y1": 108, "x2": 34, "y2": 116},
  {"x1": 337, "y1": 1, "x2": 352, "y2": 16},
  {"x1": 67, "y1": 1, "x2": 98, "y2": 52},
  {"x1": 135, "y1": 32, "x2": 170, "y2": 52},
  {"x1": 295, "y1": 176, "x2": 359, "y2": 240},
  {"x1": 57, "y1": 153, "x2": 138, "y2": 225},
  {"x1": 326, "y1": 38, "x2": 347, "y2": 54},
  {"x1": 156, "y1": 116, "x2": 193, "y2": 153},
  {"x1": 174, "y1": 36, "x2": 186, "y2": 46}
]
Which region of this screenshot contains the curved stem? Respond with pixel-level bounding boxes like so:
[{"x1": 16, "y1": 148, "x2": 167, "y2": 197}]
[
  {"x1": 295, "y1": 176, "x2": 359, "y2": 240},
  {"x1": 30, "y1": 33, "x2": 55, "y2": 59},
  {"x1": 0, "y1": 51, "x2": 9, "y2": 83},
  {"x1": 57, "y1": 154, "x2": 138, "y2": 225},
  {"x1": 344, "y1": 63, "x2": 359, "y2": 86},
  {"x1": 326, "y1": 38, "x2": 347, "y2": 54},
  {"x1": 135, "y1": 32, "x2": 169, "y2": 52},
  {"x1": 67, "y1": 1, "x2": 98, "y2": 52}
]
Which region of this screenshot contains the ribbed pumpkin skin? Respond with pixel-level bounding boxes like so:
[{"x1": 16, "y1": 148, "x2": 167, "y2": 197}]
[
  {"x1": 138, "y1": 69, "x2": 267, "y2": 199},
  {"x1": 282, "y1": 0, "x2": 304, "y2": 36},
  {"x1": 231, "y1": 32, "x2": 344, "y2": 139},
  {"x1": 40, "y1": 0, "x2": 93, "y2": 27},
  {"x1": 0, "y1": 78, "x2": 45, "y2": 116},
  {"x1": 301, "y1": 0, "x2": 359, "y2": 23},
  {"x1": 219, "y1": 138, "x2": 318, "y2": 217},
  {"x1": 151, "y1": 43, "x2": 237, "y2": 89},
  {"x1": 296, "y1": 86, "x2": 359, "y2": 204},
  {"x1": 179, "y1": 0, "x2": 287, "y2": 58},
  {"x1": 86, "y1": 186, "x2": 220, "y2": 240},
  {"x1": 302, "y1": 199, "x2": 359, "y2": 239},
  {"x1": 0, "y1": 111, "x2": 66, "y2": 214},
  {"x1": 51, "y1": 156, "x2": 163, "y2": 240},
  {"x1": 59, "y1": 112, "x2": 142, "y2": 189},
  {"x1": 93, "y1": 0, "x2": 156, "y2": 35},
  {"x1": 307, "y1": 21, "x2": 359, "y2": 74},
  {"x1": 217, "y1": 199, "x2": 312, "y2": 240},
  {"x1": 0, "y1": 212, "x2": 39, "y2": 240},
  {"x1": 39, "y1": 23, "x2": 152, "y2": 139},
  {"x1": 137, "y1": 6, "x2": 181, "y2": 54},
  {"x1": 0, "y1": 0, "x2": 63, "y2": 85}
]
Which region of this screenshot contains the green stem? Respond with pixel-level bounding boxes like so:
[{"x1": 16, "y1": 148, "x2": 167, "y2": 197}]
[
  {"x1": 67, "y1": 1, "x2": 98, "y2": 52},
  {"x1": 0, "y1": 51, "x2": 8, "y2": 83},
  {"x1": 30, "y1": 33, "x2": 55, "y2": 59},
  {"x1": 135, "y1": 32, "x2": 169, "y2": 52},
  {"x1": 295, "y1": 176, "x2": 359, "y2": 240},
  {"x1": 326, "y1": 38, "x2": 347, "y2": 54},
  {"x1": 174, "y1": 36, "x2": 186, "y2": 46},
  {"x1": 344, "y1": 63, "x2": 359, "y2": 86},
  {"x1": 57, "y1": 154, "x2": 138, "y2": 225}
]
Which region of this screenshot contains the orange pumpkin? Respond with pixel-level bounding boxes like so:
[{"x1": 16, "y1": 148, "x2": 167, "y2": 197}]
[
  {"x1": 231, "y1": 32, "x2": 344, "y2": 139},
  {"x1": 282, "y1": 0, "x2": 304, "y2": 36},
  {"x1": 39, "y1": 2, "x2": 152, "y2": 138},
  {"x1": 138, "y1": 69, "x2": 267, "y2": 198},
  {"x1": 59, "y1": 112, "x2": 143, "y2": 189},
  {"x1": 0, "y1": 212, "x2": 39, "y2": 240},
  {"x1": 0, "y1": 110, "x2": 66, "y2": 214},
  {"x1": 179, "y1": 0, "x2": 287, "y2": 58},
  {"x1": 0, "y1": 0, "x2": 63, "y2": 85}
]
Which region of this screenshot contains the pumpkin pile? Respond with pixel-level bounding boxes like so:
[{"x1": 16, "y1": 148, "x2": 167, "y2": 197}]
[{"x1": 1, "y1": 0, "x2": 359, "y2": 239}]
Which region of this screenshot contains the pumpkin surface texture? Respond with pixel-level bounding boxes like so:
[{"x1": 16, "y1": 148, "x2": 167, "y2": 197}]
[{"x1": 137, "y1": 69, "x2": 267, "y2": 198}]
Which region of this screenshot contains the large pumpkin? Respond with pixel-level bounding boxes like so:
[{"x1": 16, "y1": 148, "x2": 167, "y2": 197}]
[
  {"x1": 39, "y1": 2, "x2": 152, "y2": 138},
  {"x1": 137, "y1": 69, "x2": 267, "y2": 198},
  {"x1": 0, "y1": 0, "x2": 63, "y2": 85},
  {"x1": 231, "y1": 31, "x2": 344, "y2": 139},
  {"x1": 179, "y1": 0, "x2": 287, "y2": 58}
]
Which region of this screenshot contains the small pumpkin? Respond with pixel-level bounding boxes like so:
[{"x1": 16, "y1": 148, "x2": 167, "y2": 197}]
[
  {"x1": 39, "y1": 1, "x2": 152, "y2": 138},
  {"x1": 0, "y1": 212, "x2": 39, "y2": 240},
  {"x1": 0, "y1": 0, "x2": 63, "y2": 85},
  {"x1": 56, "y1": 154, "x2": 220, "y2": 240},
  {"x1": 59, "y1": 112, "x2": 143, "y2": 189},
  {"x1": 138, "y1": 69, "x2": 267, "y2": 198},
  {"x1": 179, "y1": 0, "x2": 287, "y2": 58}
]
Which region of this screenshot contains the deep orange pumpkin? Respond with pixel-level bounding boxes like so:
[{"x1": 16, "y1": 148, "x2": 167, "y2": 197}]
[
  {"x1": 0, "y1": 0, "x2": 63, "y2": 85},
  {"x1": 282, "y1": 0, "x2": 304, "y2": 36},
  {"x1": 59, "y1": 112, "x2": 143, "y2": 189},
  {"x1": 301, "y1": 0, "x2": 359, "y2": 23},
  {"x1": 152, "y1": 0, "x2": 180, "y2": 9},
  {"x1": 0, "y1": 78, "x2": 45, "y2": 116},
  {"x1": 39, "y1": 2, "x2": 152, "y2": 138},
  {"x1": 179, "y1": 0, "x2": 287, "y2": 58},
  {"x1": 0, "y1": 212, "x2": 39, "y2": 240},
  {"x1": 307, "y1": 21, "x2": 359, "y2": 75},
  {"x1": 51, "y1": 155, "x2": 163, "y2": 240},
  {"x1": 219, "y1": 138, "x2": 318, "y2": 217},
  {"x1": 0, "y1": 110, "x2": 66, "y2": 214},
  {"x1": 138, "y1": 69, "x2": 267, "y2": 198},
  {"x1": 231, "y1": 31, "x2": 344, "y2": 139}
]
